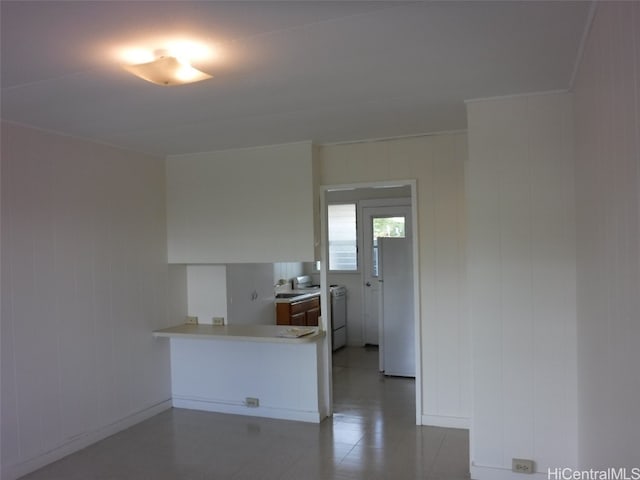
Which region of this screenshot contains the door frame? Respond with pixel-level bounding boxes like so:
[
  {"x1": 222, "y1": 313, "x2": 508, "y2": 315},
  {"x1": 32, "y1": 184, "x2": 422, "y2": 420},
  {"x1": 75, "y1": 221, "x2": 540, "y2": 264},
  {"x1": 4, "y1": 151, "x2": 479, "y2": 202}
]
[{"x1": 320, "y1": 179, "x2": 422, "y2": 425}]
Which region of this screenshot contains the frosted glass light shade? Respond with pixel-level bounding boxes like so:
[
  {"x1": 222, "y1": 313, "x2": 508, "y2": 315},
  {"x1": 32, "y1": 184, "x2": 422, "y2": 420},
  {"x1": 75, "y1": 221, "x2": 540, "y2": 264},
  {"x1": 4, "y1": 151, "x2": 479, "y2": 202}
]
[{"x1": 122, "y1": 55, "x2": 212, "y2": 86}]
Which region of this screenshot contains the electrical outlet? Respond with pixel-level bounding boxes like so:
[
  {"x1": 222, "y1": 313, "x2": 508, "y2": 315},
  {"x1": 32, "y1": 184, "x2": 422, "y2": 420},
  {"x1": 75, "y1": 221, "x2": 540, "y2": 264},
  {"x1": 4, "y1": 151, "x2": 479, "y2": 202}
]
[
  {"x1": 212, "y1": 317, "x2": 225, "y2": 326},
  {"x1": 245, "y1": 397, "x2": 259, "y2": 408},
  {"x1": 185, "y1": 316, "x2": 199, "y2": 325},
  {"x1": 512, "y1": 458, "x2": 534, "y2": 474}
]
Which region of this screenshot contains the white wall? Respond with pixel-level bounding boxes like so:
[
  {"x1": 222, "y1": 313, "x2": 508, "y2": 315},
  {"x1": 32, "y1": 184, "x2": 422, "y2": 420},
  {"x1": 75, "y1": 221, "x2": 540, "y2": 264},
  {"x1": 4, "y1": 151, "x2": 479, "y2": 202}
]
[
  {"x1": 273, "y1": 262, "x2": 305, "y2": 284},
  {"x1": 573, "y1": 2, "x2": 640, "y2": 469},
  {"x1": 318, "y1": 133, "x2": 470, "y2": 427},
  {"x1": 186, "y1": 265, "x2": 227, "y2": 325},
  {"x1": 226, "y1": 263, "x2": 275, "y2": 325},
  {"x1": 466, "y1": 92, "x2": 577, "y2": 479},
  {"x1": 0, "y1": 122, "x2": 172, "y2": 480},
  {"x1": 166, "y1": 142, "x2": 316, "y2": 264},
  {"x1": 168, "y1": 264, "x2": 188, "y2": 324}
]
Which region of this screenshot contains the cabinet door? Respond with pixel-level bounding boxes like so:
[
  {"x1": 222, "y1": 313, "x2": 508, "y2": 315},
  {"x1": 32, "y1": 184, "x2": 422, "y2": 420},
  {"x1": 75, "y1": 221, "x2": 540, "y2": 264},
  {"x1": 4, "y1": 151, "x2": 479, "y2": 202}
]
[
  {"x1": 306, "y1": 307, "x2": 320, "y2": 327},
  {"x1": 290, "y1": 311, "x2": 306, "y2": 326},
  {"x1": 276, "y1": 303, "x2": 292, "y2": 325}
]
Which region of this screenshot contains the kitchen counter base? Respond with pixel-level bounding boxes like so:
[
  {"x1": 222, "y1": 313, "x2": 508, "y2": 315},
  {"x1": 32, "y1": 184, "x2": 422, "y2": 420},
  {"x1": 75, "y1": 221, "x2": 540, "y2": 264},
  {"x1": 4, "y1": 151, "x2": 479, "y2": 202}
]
[
  {"x1": 157, "y1": 333, "x2": 328, "y2": 424},
  {"x1": 172, "y1": 396, "x2": 322, "y2": 423}
]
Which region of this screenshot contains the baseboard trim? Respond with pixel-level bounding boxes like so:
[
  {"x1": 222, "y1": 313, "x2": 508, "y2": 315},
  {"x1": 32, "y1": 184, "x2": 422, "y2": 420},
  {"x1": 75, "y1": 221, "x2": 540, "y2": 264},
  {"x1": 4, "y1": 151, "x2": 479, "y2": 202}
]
[
  {"x1": 173, "y1": 396, "x2": 322, "y2": 423},
  {"x1": 471, "y1": 464, "x2": 548, "y2": 480},
  {"x1": 421, "y1": 414, "x2": 470, "y2": 429},
  {"x1": 2, "y1": 399, "x2": 172, "y2": 480}
]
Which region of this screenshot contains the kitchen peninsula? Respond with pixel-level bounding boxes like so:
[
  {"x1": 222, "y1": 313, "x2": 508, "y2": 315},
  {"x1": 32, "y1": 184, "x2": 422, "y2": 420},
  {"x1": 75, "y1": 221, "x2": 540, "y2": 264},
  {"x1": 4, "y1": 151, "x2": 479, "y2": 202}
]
[{"x1": 153, "y1": 324, "x2": 327, "y2": 423}]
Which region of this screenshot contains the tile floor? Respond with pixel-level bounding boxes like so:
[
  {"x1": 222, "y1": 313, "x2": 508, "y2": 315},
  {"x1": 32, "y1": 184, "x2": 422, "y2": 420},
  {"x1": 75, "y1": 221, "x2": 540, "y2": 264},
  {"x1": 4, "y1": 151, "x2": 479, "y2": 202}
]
[{"x1": 20, "y1": 346, "x2": 470, "y2": 479}]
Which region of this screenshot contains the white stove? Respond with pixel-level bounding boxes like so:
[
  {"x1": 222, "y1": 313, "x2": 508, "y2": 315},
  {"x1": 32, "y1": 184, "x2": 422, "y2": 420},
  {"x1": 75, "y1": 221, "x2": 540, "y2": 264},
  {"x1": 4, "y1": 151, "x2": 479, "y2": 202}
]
[{"x1": 329, "y1": 285, "x2": 347, "y2": 350}]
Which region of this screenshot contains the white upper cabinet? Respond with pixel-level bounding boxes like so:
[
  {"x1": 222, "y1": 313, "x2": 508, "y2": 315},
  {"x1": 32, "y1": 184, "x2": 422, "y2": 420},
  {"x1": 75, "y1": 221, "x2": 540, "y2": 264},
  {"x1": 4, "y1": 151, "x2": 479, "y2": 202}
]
[{"x1": 166, "y1": 142, "x2": 315, "y2": 263}]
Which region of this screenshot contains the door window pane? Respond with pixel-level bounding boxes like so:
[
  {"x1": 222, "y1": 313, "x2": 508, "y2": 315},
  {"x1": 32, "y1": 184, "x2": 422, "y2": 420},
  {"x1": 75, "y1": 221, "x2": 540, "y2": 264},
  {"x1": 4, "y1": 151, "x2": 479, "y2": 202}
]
[{"x1": 372, "y1": 216, "x2": 405, "y2": 276}]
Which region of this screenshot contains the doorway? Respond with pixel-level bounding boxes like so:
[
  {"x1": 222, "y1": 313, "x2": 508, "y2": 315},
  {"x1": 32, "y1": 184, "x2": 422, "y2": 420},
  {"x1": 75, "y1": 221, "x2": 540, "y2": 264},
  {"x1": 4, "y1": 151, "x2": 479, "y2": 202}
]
[
  {"x1": 320, "y1": 181, "x2": 421, "y2": 424},
  {"x1": 361, "y1": 203, "x2": 412, "y2": 349}
]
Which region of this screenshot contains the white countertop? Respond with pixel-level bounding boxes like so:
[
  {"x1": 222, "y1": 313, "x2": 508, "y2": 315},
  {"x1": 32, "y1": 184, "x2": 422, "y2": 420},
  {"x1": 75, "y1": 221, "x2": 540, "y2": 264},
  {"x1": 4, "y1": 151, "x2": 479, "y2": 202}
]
[
  {"x1": 153, "y1": 324, "x2": 323, "y2": 343},
  {"x1": 274, "y1": 290, "x2": 320, "y2": 304}
]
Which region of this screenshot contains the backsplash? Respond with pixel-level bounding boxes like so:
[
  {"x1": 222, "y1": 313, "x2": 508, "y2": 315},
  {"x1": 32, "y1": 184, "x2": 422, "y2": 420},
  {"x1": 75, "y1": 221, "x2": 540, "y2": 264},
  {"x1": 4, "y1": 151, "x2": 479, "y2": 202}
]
[{"x1": 182, "y1": 262, "x2": 314, "y2": 326}]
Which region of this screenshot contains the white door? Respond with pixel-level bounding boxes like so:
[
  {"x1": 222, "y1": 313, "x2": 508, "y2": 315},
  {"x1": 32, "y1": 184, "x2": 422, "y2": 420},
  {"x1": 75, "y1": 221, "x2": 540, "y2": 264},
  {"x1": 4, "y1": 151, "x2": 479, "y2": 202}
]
[{"x1": 362, "y1": 205, "x2": 412, "y2": 351}]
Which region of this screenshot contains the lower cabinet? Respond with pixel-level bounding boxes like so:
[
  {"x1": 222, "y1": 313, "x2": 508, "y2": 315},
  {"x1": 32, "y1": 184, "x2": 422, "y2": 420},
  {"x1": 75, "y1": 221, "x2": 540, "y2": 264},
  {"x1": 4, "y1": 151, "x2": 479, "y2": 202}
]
[{"x1": 276, "y1": 296, "x2": 320, "y2": 326}]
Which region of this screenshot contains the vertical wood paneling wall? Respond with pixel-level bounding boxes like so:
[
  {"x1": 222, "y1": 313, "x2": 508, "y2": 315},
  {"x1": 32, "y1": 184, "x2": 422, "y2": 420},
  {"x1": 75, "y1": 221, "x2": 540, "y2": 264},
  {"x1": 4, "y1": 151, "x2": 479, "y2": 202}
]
[
  {"x1": 1, "y1": 122, "x2": 171, "y2": 479},
  {"x1": 319, "y1": 133, "x2": 470, "y2": 426},
  {"x1": 466, "y1": 93, "x2": 577, "y2": 479},
  {"x1": 573, "y1": 2, "x2": 640, "y2": 468}
]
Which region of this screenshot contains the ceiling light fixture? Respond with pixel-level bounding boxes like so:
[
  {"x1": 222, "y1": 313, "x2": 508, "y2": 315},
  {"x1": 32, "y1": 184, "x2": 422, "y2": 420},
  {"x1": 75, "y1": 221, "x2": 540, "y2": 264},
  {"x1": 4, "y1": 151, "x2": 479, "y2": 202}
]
[{"x1": 122, "y1": 49, "x2": 212, "y2": 86}]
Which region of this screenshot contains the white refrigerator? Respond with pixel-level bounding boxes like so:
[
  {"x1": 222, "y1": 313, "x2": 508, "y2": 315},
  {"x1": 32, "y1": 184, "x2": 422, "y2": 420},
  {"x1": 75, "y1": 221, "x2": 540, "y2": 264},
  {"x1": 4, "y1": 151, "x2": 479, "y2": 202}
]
[{"x1": 379, "y1": 237, "x2": 415, "y2": 377}]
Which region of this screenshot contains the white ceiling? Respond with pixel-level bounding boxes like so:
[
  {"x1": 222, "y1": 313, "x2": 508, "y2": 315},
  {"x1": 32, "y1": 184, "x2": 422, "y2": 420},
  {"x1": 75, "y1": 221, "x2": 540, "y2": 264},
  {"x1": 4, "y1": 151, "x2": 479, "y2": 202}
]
[{"x1": 1, "y1": 1, "x2": 591, "y2": 156}]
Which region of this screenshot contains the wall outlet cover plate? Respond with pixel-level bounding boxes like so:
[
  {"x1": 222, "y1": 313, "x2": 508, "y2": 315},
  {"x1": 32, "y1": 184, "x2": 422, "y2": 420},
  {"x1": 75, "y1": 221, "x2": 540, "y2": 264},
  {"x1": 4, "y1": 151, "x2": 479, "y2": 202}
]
[{"x1": 512, "y1": 458, "x2": 534, "y2": 474}]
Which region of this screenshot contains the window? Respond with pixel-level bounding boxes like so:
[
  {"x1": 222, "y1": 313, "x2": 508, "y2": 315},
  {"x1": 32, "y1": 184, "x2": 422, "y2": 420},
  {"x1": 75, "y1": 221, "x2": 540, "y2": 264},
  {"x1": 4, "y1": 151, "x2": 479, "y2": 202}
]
[
  {"x1": 372, "y1": 216, "x2": 406, "y2": 276},
  {"x1": 328, "y1": 204, "x2": 357, "y2": 271}
]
